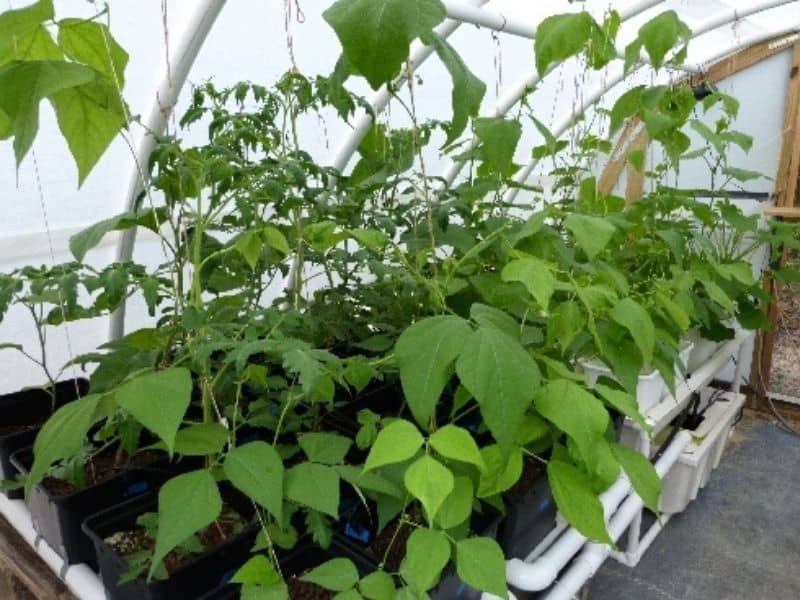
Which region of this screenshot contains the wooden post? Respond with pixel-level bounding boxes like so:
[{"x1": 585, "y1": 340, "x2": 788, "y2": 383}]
[{"x1": 750, "y1": 41, "x2": 800, "y2": 408}]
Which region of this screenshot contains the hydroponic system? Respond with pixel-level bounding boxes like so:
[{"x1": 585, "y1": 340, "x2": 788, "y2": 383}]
[{"x1": 1, "y1": 1, "x2": 799, "y2": 599}]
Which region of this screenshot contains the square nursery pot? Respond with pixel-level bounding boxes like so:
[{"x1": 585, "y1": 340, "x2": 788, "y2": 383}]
[
  {"x1": 10, "y1": 446, "x2": 182, "y2": 569},
  {"x1": 336, "y1": 492, "x2": 503, "y2": 600},
  {"x1": 497, "y1": 456, "x2": 558, "y2": 560},
  {"x1": 0, "y1": 378, "x2": 88, "y2": 499},
  {"x1": 83, "y1": 489, "x2": 261, "y2": 600},
  {"x1": 199, "y1": 538, "x2": 375, "y2": 600}
]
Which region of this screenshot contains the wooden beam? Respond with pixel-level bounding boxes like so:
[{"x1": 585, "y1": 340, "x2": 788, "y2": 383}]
[
  {"x1": 624, "y1": 130, "x2": 649, "y2": 206},
  {"x1": 599, "y1": 33, "x2": 800, "y2": 198},
  {"x1": 598, "y1": 119, "x2": 641, "y2": 196},
  {"x1": 0, "y1": 516, "x2": 74, "y2": 599},
  {"x1": 764, "y1": 205, "x2": 800, "y2": 219},
  {"x1": 693, "y1": 33, "x2": 799, "y2": 86},
  {"x1": 750, "y1": 41, "x2": 800, "y2": 406}
]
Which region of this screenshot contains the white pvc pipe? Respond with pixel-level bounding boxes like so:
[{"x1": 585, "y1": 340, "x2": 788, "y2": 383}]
[
  {"x1": 507, "y1": 430, "x2": 691, "y2": 593},
  {"x1": 504, "y1": 0, "x2": 800, "y2": 202},
  {"x1": 110, "y1": 0, "x2": 227, "y2": 341},
  {"x1": 442, "y1": 0, "x2": 538, "y2": 39},
  {"x1": 329, "y1": 0, "x2": 489, "y2": 173},
  {"x1": 440, "y1": 0, "x2": 667, "y2": 186},
  {"x1": 505, "y1": 471, "x2": 634, "y2": 591},
  {"x1": 0, "y1": 494, "x2": 105, "y2": 600},
  {"x1": 543, "y1": 431, "x2": 692, "y2": 600}
]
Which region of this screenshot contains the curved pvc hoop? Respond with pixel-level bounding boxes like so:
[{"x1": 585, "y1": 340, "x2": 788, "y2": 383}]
[
  {"x1": 109, "y1": 0, "x2": 227, "y2": 341},
  {"x1": 329, "y1": 0, "x2": 489, "y2": 173},
  {"x1": 503, "y1": 0, "x2": 800, "y2": 204},
  {"x1": 442, "y1": 0, "x2": 538, "y2": 39},
  {"x1": 440, "y1": 0, "x2": 667, "y2": 186}
]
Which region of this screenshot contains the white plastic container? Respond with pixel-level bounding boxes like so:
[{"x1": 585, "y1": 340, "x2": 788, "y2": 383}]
[
  {"x1": 580, "y1": 359, "x2": 666, "y2": 414},
  {"x1": 659, "y1": 392, "x2": 746, "y2": 514},
  {"x1": 580, "y1": 342, "x2": 693, "y2": 415}
]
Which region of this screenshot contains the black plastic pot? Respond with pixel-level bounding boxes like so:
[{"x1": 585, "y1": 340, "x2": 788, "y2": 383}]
[
  {"x1": 497, "y1": 469, "x2": 557, "y2": 560},
  {"x1": 0, "y1": 378, "x2": 88, "y2": 499},
  {"x1": 199, "y1": 538, "x2": 374, "y2": 600},
  {"x1": 83, "y1": 491, "x2": 260, "y2": 600},
  {"x1": 10, "y1": 446, "x2": 180, "y2": 569}
]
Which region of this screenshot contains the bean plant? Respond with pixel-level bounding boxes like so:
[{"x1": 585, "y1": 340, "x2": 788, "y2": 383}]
[{"x1": 2, "y1": 1, "x2": 799, "y2": 599}]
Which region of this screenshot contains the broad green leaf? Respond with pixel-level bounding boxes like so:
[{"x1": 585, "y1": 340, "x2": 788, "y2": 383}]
[
  {"x1": 548, "y1": 460, "x2": 612, "y2": 544},
  {"x1": 69, "y1": 208, "x2": 166, "y2": 261},
  {"x1": 564, "y1": 213, "x2": 616, "y2": 260},
  {"x1": 349, "y1": 228, "x2": 389, "y2": 252},
  {"x1": 0, "y1": 0, "x2": 54, "y2": 64},
  {"x1": 395, "y1": 316, "x2": 472, "y2": 428},
  {"x1": 400, "y1": 528, "x2": 451, "y2": 591},
  {"x1": 474, "y1": 117, "x2": 522, "y2": 176},
  {"x1": 300, "y1": 558, "x2": 359, "y2": 592},
  {"x1": 232, "y1": 555, "x2": 281, "y2": 586},
  {"x1": 515, "y1": 413, "x2": 551, "y2": 446},
  {"x1": 637, "y1": 10, "x2": 690, "y2": 69},
  {"x1": 535, "y1": 380, "x2": 609, "y2": 461},
  {"x1": 285, "y1": 462, "x2": 340, "y2": 517},
  {"x1": 150, "y1": 470, "x2": 222, "y2": 579},
  {"x1": 534, "y1": 12, "x2": 593, "y2": 75},
  {"x1": 656, "y1": 292, "x2": 690, "y2": 332},
  {"x1": 456, "y1": 327, "x2": 540, "y2": 452},
  {"x1": 0, "y1": 24, "x2": 60, "y2": 63},
  {"x1": 610, "y1": 297, "x2": 655, "y2": 364},
  {"x1": 455, "y1": 537, "x2": 507, "y2": 599},
  {"x1": 359, "y1": 571, "x2": 395, "y2": 600},
  {"x1": 424, "y1": 31, "x2": 486, "y2": 146},
  {"x1": 241, "y1": 583, "x2": 287, "y2": 600},
  {"x1": 0, "y1": 60, "x2": 96, "y2": 164},
  {"x1": 235, "y1": 231, "x2": 262, "y2": 270},
  {"x1": 436, "y1": 476, "x2": 474, "y2": 529},
  {"x1": 115, "y1": 367, "x2": 192, "y2": 455},
  {"x1": 702, "y1": 279, "x2": 736, "y2": 313},
  {"x1": 364, "y1": 419, "x2": 424, "y2": 471},
  {"x1": 299, "y1": 432, "x2": 352, "y2": 465},
  {"x1": 344, "y1": 357, "x2": 374, "y2": 393},
  {"x1": 58, "y1": 18, "x2": 128, "y2": 83},
  {"x1": 323, "y1": 0, "x2": 446, "y2": 89},
  {"x1": 50, "y1": 81, "x2": 126, "y2": 185},
  {"x1": 547, "y1": 300, "x2": 585, "y2": 352},
  {"x1": 501, "y1": 258, "x2": 555, "y2": 309},
  {"x1": 594, "y1": 383, "x2": 648, "y2": 431},
  {"x1": 609, "y1": 86, "x2": 644, "y2": 133},
  {"x1": 174, "y1": 422, "x2": 229, "y2": 456},
  {"x1": 611, "y1": 442, "x2": 661, "y2": 513},
  {"x1": 429, "y1": 425, "x2": 486, "y2": 472},
  {"x1": 477, "y1": 445, "x2": 522, "y2": 498},
  {"x1": 470, "y1": 303, "x2": 519, "y2": 340},
  {"x1": 335, "y1": 465, "x2": 403, "y2": 499},
  {"x1": 263, "y1": 226, "x2": 291, "y2": 254},
  {"x1": 722, "y1": 166, "x2": 766, "y2": 182},
  {"x1": 27, "y1": 393, "x2": 101, "y2": 492},
  {"x1": 404, "y1": 455, "x2": 454, "y2": 523},
  {"x1": 224, "y1": 442, "x2": 284, "y2": 521}
]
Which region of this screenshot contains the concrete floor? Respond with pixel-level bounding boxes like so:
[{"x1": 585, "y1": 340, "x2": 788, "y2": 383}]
[{"x1": 589, "y1": 414, "x2": 800, "y2": 600}]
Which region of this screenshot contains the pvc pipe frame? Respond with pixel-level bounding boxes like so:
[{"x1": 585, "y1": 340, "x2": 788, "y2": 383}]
[
  {"x1": 0, "y1": 495, "x2": 105, "y2": 600},
  {"x1": 543, "y1": 431, "x2": 692, "y2": 600},
  {"x1": 506, "y1": 430, "x2": 692, "y2": 594},
  {"x1": 502, "y1": 0, "x2": 800, "y2": 204},
  {"x1": 109, "y1": 0, "x2": 227, "y2": 341}
]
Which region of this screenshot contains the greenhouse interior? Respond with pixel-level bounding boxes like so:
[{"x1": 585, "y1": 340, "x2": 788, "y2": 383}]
[{"x1": 1, "y1": 0, "x2": 800, "y2": 598}]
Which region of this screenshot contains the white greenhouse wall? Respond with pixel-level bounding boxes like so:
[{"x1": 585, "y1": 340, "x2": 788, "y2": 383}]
[{"x1": 1, "y1": 0, "x2": 799, "y2": 392}]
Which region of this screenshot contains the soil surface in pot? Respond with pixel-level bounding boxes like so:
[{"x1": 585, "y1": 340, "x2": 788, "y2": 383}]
[
  {"x1": 287, "y1": 577, "x2": 333, "y2": 599},
  {"x1": 368, "y1": 519, "x2": 413, "y2": 572},
  {"x1": 42, "y1": 449, "x2": 162, "y2": 496},
  {"x1": 105, "y1": 506, "x2": 245, "y2": 575},
  {"x1": 0, "y1": 423, "x2": 39, "y2": 436},
  {"x1": 507, "y1": 456, "x2": 546, "y2": 499}
]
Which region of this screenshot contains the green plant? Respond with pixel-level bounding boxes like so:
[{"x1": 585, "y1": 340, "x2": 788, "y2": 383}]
[{"x1": 3, "y1": 1, "x2": 799, "y2": 598}]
